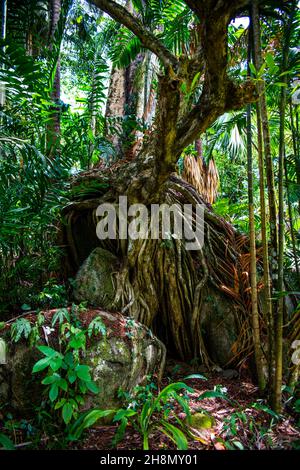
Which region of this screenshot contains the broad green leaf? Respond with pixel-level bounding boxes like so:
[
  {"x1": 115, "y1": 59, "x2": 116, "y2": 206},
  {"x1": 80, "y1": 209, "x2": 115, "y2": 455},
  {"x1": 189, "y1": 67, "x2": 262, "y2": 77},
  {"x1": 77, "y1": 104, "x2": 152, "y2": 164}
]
[
  {"x1": 62, "y1": 402, "x2": 73, "y2": 424},
  {"x1": 32, "y1": 356, "x2": 52, "y2": 373},
  {"x1": 160, "y1": 421, "x2": 188, "y2": 450},
  {"x1": 232, "y1": 440, "x2": 244, "y2": 450},
  {"x1": 184, "y1": 374, "x2": 207, "y2": 381},
  {"x1": 37, "y1": 345, "x2": 57, "y2": 357},
  {"x1": 86, "y1": 381, "x2": 100, "y2": 394},
  {"x1": 67, "y1": 369, "x2": 77, "y2": 384},
  {"x1": 58, "y1": 378, "x2": 68, "y2": 392},
  {"x1": 113, "y1": 408, "x2": 138, "y2": 422},
  {"x1": 49, "y1": 356, "x2": 63, "y2": 372},
  {"x1": 49, "y1": 384, "x2": 59, "y2": 402},
  {"x1": 0, "y1": 433, "x2": 15, "y2": 450},
  {"x1": 82, "y1": 409, "x2": 115, "y2": 429},
  {"x1": 54, "y1": 398, "x2": 66, "y2": 410},
  {"x1": 42, "y1": 373, "x2": 60, "y2": 385},
  {"x1": 75, "y1": 364, "x2": 91, "y2": 382},
  {"x1": 198, "y1": 390, "x2": 230, "y2": 401}
]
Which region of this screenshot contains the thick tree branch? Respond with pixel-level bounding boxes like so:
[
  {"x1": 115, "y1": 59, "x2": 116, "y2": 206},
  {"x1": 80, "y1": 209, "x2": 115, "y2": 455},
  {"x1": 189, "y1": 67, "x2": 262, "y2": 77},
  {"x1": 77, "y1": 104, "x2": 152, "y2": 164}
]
[
  {"x1": 90, "y1": 0, "x2": 178, "y2": 70},
  {"x1": 175, "y1": 80, "x2": 256, "y2": 152}
]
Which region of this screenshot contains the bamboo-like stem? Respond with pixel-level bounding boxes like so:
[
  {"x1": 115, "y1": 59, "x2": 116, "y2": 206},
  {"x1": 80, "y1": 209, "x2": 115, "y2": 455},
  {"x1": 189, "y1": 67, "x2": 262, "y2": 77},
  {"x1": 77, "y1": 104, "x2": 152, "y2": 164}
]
[
  {"x1": 274, "y1": 2, "x2": 296, "y2": 413},
  {"x1": 247, "y1": 97, "x2": 265, "y2": 391},
  {"x1": 252, "y1": 1, "x2": 278, "y2": 278}
]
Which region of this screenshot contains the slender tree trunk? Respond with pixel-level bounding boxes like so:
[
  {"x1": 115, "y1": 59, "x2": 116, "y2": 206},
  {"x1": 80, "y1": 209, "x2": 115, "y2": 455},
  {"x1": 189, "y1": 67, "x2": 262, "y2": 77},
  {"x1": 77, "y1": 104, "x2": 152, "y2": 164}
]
[
  {"x1": 251, "y1": 5, "x2": 274, "y2": 398},
  {"x1": 290, "y1": 101, "x2": 300, "y2": 214},
  {"x1": 274, "y1": 3, "x2": 296, "y2": 413},
  {"x1": 287, "y1": 101, "x2": 300, "y2": 279},
  {"x1": 46, "y1": 0, "x2": 61, "y2": 157},
  {"x1": 247, "y1": 34, "x2": 265, "y2": 391},
  {"x1": 0, "y1": 0, "x2": 7, "y2": 140},
  {"x1": 247, "y1": 101, "x2": 266, "y2": 391},
  {"x1": 252, "y1": 1, "x2": 278, "y2": 280},
  {"x1": 0, "y1": 0, "x2": 7, "y2": 109}
]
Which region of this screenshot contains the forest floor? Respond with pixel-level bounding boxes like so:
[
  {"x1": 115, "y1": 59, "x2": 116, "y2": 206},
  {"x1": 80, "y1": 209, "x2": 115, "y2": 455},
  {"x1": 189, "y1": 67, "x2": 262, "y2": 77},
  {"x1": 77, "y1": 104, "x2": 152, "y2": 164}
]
[{"x1": 75, "y1": 359, "x2": 300, "y2": 451}]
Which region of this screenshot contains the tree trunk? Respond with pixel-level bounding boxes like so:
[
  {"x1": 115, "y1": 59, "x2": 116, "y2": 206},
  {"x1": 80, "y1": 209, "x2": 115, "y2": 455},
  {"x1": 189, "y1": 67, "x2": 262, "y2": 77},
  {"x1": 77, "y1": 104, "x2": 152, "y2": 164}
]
[
  {"x1": 247, "y1": 36, "x2": 265, "y2": 391},
  {"x1": 274, "y1": 3, "x2": 296, "y2": 413},
  {"x1": 0, "y1": 0, "x2": 7, "y2": 109},
  {"x1": 46, "y1": 0, "x2": 61, "y2": 157},
  {"x1": 65, "y1": 0, "x2": 260, "y2": 370},
  {"x1": 252, "y1": 1, "x2": 278, "y2": 282}
]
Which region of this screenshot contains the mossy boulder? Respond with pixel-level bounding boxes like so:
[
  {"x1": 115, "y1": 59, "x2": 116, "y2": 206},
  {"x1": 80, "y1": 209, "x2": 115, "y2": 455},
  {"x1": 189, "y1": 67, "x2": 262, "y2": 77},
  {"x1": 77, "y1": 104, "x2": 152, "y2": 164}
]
[
  {"x1": 0, "y1": 309, "x2": 166, "y2": 414},
  {"x1": 73, "y1": 247, "x2": 119, "y2": 309},
  {"x1": 200, "y1": 287, "x2": 238, "y2": 366},
  {"x1": 186, "y1": 412, "x2": 215, "y2": 430}
]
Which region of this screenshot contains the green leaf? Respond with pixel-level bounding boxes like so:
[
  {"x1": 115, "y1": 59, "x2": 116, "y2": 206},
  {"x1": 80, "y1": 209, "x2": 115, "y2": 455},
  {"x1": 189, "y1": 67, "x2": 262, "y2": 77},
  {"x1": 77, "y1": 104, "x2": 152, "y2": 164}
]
[
  {"x1": 184, "y1": 374, "x2": 207, "y2": 381},
  {"x1": 160, "y1": 421, "x2": 188, "y2": 450},
  {"x1": 249, "y1": 63, "x2": 257, "y2": 76},
  {"x1": 265, "y1": 52, "x2": 275, "y2": 69},
  {"x1": 112, "y1": 417, "x2": 128, "y2": 446},
  {"x1": 32, "y1": 356, "x2": 52, "y2": 373},
  {"x1": 42, "y1": 373, "x2": 60, "y2": 385},
  {"x1": 51, "y1": 308, "x2": 70, "y2": 327},
  {"x1": 198, "y1": 390, "x2": 230, "y2": 401},
  {"x1": 49, "y1": 356, "x2": 63, "y2": 372},
  {"x1": 251, "y1": 402, "x2": 279, "y2": 419},
  {"x1": 21, "y1": 304, "x2": 31, "y2": 311},
  {"x1": 232, "y1": 440, "x2": 244, "y2": 450},
  {"x1": 69, "y1": 332, "x2": 86, "y2": 350},
  {"x1": 190, "y1": 71, "x2": 200, "y2": 92},
  {"x1": 11, "y1": 318, "x2": 32, "y2": 342},
  {"x1": 37, "y1": 345, "x2": 57, "y2": 357},
  {"x1": 62, "y1": 402, "x2": 73, "y2": 424},
  {"x1": 82, "y1": 409, "x2": 115, "y2": 429},
  {"x1": 86, "y1": 381, "x2": 100, "y2": 394},
  {"x1": 67, "y1": 369, "x2": 77, "y2": 384},
  {"x1": 113, "y1": 409, "x2": 137, "y2": 422},
  {"x1": 0, "y1": 433, "x2": 15, "y2": 450},
  {"x1": 88, "y1": 316, "x2": 107, "y2": 338},
  {"x1": 75, "y1": 364, "x2": 91, "y2": 382},
  {"x1": 294, "y1": 399, "x2": 300, "y2": 413},
  {"x1": 54, "y1": 398, "x2": 66, "y2": 410},
  {"x1": 140, "y1": 400, "x2": 153, "y2": 431},
  {"x1": 64, "y1": 352, "x2": 74, "y2": 367},
  {"x1": 49, "y1": 384, "x2": 59, "y2": 402},
  {"x1": 58, "y1": 378, "x2": 68, "y2": 392}
]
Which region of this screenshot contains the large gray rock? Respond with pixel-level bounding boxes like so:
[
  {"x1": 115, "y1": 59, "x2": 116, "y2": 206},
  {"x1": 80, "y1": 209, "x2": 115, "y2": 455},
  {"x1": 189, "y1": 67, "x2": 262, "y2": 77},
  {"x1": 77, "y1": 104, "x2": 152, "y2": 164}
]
[
  {"x1": 200, "y1": 287, "x2": 238, "y2": 366},
  {"x1": 0, "y1": 309, "x2": 166, "y2": 413},
  {"x1": 74, "y1": 247, "x2": 119, "y2": 309}
]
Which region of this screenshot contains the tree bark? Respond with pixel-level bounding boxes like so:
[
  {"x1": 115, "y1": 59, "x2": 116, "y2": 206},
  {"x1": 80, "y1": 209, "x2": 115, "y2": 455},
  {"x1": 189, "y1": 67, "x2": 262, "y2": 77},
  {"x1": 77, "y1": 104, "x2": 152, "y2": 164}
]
[
  {"x1": 274, "y1": 2, "x2": 296, "y2": 413},
  {"x1": 247, "y1": 36, "x2": 265, "y2": 391},
  {"x1": 252, "y1": 1, "x2": 278, "y2": 280},
  {"x1": 46, "y1": 0, "x2": 62, "y2": 157}
]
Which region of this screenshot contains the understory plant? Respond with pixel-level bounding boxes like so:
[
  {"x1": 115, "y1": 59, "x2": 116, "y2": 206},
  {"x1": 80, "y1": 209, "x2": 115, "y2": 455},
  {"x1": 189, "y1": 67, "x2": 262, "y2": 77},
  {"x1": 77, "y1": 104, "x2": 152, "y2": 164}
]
[
  {"x1": 8, "y1": 304, "x2": 106, "y2": 442},
  {"x1": 72, "y1": 375, "x2": 207, "y2": 450}
]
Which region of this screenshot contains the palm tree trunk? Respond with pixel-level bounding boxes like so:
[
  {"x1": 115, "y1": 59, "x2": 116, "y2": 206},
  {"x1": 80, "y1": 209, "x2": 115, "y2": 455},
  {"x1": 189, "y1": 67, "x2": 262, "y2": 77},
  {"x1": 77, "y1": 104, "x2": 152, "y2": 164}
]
[
  {"x1": 247, "y1": 35, "x2": 265, "y2": 392},
  {"x1": 274, "y1": 3, "x2": 296, "y2": 413},
  {"x1": 46, "y1": 0, "x2": 61, "y2": 157},
  {"x1": 251, "y1": 2, "x2": 275, "y2": 401},
  {"x1": 252, "y1": 1, "x2": 278, "y2": 280},
  {"x1": 290, "y1": 101, "x2": 300, "y2": 214},
  {"x1": 287, "y1": 101, "x2": 300, "y2": 280},
  {"x1": 0, "y1": 0, "x2": 7, "y2": 109}
]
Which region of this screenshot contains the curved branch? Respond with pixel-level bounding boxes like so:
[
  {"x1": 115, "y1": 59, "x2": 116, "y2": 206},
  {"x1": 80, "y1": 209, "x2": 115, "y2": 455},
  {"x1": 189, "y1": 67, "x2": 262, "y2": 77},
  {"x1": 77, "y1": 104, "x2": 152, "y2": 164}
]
[
  {"x1": 90, "y1": 0, "x2": 178, "y2": 70},
  {"x1": 175, "y1": 80, "x2": 256, "y2": 153}
]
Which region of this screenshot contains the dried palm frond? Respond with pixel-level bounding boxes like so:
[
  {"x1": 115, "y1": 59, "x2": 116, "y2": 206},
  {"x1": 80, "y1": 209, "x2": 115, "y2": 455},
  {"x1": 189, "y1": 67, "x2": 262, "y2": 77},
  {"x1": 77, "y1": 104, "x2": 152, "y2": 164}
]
[{"x1": 182, "y1": 155, "x2": 219, "y2": 204}]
